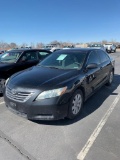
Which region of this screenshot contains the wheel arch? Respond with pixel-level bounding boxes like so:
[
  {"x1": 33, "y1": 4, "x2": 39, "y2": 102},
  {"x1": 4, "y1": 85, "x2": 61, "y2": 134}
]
[{"x1": 75, "y1": 86, "x2": 85, "y2": 102}]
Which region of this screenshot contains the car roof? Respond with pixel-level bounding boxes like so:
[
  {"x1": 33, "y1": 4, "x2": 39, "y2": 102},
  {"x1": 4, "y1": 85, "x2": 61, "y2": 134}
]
[
  {"x1": 7, "y1": 48, "x2": 51, "y2": 52},
  {"x1": 55, "y1": 48, "x2": 101, "y2": 53}
]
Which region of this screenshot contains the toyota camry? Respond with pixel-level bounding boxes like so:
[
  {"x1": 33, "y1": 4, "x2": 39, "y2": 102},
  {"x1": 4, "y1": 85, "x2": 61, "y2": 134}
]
[{"x1": 4, "y1": 48, "x2": 115, "y2": 120}]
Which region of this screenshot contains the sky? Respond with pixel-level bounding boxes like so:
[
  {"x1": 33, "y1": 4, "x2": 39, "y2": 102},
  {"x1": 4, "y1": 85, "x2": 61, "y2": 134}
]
[{"x1": 0, "y1": 0, "x2": 120, "y2": 45}]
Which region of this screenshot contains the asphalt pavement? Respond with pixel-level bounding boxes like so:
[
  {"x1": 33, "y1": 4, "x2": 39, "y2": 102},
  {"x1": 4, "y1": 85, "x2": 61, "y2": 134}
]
[{"x1": 0, "y1": 50, "x2": 120, "y2": 160}]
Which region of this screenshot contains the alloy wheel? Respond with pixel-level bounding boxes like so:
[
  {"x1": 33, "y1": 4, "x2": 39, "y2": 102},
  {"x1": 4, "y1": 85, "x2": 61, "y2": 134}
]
[
  {"x1": 72, "y1": 93, "x2": 82, "y2": 115},
  {"x1": 109, "y1": 71, "x2": 113, "y2": 84}
]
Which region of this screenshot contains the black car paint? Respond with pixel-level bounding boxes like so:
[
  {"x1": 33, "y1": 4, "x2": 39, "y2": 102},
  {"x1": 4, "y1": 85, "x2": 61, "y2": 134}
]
[
  {"x1": 4, "y1": 48, "x2": 115, "y2": 120},
  {"x1": 0, "y1": 49, "x2": 51, "y2": 92}
]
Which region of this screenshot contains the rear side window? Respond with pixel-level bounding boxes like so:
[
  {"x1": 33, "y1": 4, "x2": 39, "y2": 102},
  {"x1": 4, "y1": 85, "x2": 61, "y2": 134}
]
[
  {"x1": 20, "y1": 51, "x2": 38, "y2": 61},
  {"x1": 38, "y1": 51, "x2": 50, "y2": 60},
  {"x1": 87, "y1": 51, "x2": 100, "y2": 65},
  {"x1": 97, "y1": 50, "x2": 110, "y2": 63}
]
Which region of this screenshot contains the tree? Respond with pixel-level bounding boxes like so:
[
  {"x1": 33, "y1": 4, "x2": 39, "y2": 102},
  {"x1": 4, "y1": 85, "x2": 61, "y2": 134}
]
[
  {"x1": 36, "y1": 43, "x2": 44, "y2": 48},
  {"x1": 101, "y1": 40, "x2": 108, "y2": 44},
  {"x1": 21, "y1": 43, "x2": 28, "y2": 48},
  {"x1": 0, "y1": 41, "x2": 10, "y2": 50},
  {"x1": 9, "y1": 42, "x2": 17, "y2": 49},
  {"x1": 30, "y1": 42, "x2": 35, "y2": 48},
  {"x1": 50, "y1": 40, "x2": 60, "y2": 45}
]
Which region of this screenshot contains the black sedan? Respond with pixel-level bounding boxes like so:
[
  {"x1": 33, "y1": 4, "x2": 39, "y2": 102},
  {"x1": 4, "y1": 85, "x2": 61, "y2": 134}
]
[
  {"x1": 4, "y1": 48, "x2": 115, "y2": 120},
  {"x1": 0, "y1": 48, "x2": 51, "y2": 93}
]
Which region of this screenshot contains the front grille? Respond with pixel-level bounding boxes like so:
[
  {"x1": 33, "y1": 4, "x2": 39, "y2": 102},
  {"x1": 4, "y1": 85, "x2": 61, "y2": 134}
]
[{"x1": 6, "y1": 87, "x2": 34, "y2": 103}]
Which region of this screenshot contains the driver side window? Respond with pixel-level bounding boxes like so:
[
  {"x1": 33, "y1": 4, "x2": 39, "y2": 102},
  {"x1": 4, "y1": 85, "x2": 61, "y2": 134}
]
[{"x1": 87, "y1": 51, "x2": 100, "y2": 65}]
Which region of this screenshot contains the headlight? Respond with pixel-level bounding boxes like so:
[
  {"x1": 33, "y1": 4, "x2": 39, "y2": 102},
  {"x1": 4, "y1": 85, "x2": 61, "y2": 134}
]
[
  {"x1": 36, "y1": 87, "x2": 67, "y2": 100},
  {"x1": 5, "y1": 78, "x2": 9, "y2": 86}
]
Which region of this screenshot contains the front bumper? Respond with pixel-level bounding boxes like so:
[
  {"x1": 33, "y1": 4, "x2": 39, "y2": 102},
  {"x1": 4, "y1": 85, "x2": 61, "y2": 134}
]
[{"x1": 4, "y1": 91, "x2": 70, "y2": 120}]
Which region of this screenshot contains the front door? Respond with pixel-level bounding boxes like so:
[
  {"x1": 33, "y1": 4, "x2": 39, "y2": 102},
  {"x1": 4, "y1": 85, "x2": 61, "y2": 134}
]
[{"x1": 84, "y1": 50, "x2": 102, "y2": 97}]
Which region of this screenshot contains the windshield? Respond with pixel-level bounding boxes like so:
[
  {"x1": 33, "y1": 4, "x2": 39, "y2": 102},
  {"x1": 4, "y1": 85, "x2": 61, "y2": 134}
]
[
  {"x1": 39, "y1": 51, "x2": 87, "y2": 70},
  {"x1": 0, "y1": 51, "x2": 22, "y2": 63}
]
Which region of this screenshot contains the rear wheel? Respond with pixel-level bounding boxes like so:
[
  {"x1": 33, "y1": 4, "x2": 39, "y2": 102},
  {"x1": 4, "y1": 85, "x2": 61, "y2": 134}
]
[
  {"x1": 110, "y1": 49, "x2": 112, "y2": 53},
  {"x1": 106, "y1": 71, "x2": 114, "y2": 86},
  {"x1": 67, "y1": 89, "x2": 83, "y2": 119}
]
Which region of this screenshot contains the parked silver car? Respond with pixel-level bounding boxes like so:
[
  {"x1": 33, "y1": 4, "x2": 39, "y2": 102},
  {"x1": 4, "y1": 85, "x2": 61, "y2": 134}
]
[{"x1": 104, "y1": 43, "x2": 116, "y2": 53}]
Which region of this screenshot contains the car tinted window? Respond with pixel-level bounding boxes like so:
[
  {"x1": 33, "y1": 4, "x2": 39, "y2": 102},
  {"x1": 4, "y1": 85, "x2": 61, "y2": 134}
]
[
  {"x1": 20, "y1": 51, "x2": 38, "y2": 61},
  {"x1": 39, "y1": 52, "x2": 49, "y2": 55},
  {"x1": 87, "y1": 51, "x2": 100, "y2": 65},
  {"x1": 39, "y1": 51, "x2": 87, "y2": 70},
  {"x1": 97, "y1": 50, "x2": 110, "y2": 63},
  {"x1": 91, "y1": 44, "x2": 102, "y2": 47},
  {"x1": 38, "y1": 51, "x2": 50, "y2": 60}
]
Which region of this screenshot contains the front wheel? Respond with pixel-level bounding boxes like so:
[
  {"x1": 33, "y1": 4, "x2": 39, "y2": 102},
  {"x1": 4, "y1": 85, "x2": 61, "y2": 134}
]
[
  {"x1": 0, "y1": 79, "x2": 6, "y2": 94},
  {"x1": 67, "y1": 89, "x2": 83, "y2": 119},
  {"x1": 106, "y1": 71, "x2": 114, "y2": 86}
]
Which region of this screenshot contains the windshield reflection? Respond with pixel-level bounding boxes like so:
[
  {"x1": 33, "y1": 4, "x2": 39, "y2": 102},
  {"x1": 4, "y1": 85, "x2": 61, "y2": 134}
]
[{"x1": 39, "y1": 51, "x2": 87, "y2": 70}]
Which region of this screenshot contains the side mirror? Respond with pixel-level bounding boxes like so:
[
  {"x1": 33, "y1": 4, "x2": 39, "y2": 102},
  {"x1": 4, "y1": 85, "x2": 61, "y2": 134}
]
[{"x1": 86, "y1": 63, "x2": 98, "y2": 69}]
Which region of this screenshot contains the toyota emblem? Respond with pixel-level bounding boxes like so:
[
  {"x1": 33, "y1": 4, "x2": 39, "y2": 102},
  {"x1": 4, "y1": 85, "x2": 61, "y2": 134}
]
[{"x1": 11, "y1": 89, "x2": 17, "y2": 95}]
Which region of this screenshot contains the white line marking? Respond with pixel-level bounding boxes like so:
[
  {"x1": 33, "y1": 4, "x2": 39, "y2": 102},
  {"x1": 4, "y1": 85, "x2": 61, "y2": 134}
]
[
  {"x1": 0, "y1": 102, "x2": 4, "y2": 105},
  {"x1": 77, "y1": 94, "x2": 120, "y2": 160}
]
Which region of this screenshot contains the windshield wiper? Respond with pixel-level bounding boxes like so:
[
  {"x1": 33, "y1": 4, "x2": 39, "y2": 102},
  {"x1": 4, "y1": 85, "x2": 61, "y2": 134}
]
[
  {"x1": 37, "y1": 65, "x2": 59, "y2": 69},
  {"x1": 48, "y1": 66, "x2": 59, "y2": 69}
]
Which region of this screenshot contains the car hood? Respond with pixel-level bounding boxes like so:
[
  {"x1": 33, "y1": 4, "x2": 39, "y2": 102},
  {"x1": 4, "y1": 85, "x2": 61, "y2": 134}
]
[{"x1": 8, "y1": 66, "x2": 80, "y2": 90}]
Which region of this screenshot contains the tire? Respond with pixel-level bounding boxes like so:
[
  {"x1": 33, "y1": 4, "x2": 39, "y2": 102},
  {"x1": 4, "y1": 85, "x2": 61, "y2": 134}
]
[
  {"x1": 0, "y1": 79, "x2": 6, "y2": 94},
  {"x1": 106, "y1": 71, "x2": 114, "y2": 86},
  {"x1": 106, "y1": 49, "x2": 108, "y2": 52},
  {"x1": 67, "y1": 89, "x2": 83, "y2": 119}
]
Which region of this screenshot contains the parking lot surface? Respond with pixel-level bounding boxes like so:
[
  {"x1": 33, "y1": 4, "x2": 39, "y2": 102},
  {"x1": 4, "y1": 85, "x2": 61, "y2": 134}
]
[{"x1": 0, "y1": 50, "x2": 120, "y2": 160}]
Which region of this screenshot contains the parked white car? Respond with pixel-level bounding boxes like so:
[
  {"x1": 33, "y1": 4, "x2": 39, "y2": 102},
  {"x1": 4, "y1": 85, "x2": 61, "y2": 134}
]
[{"x1": 104, "y1": 43, "x2": 116, "y2": 53}]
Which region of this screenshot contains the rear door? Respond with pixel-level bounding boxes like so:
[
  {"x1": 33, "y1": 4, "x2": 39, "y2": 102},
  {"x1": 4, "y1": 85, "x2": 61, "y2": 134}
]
[
  {"x1": 97, "y1": 50, "x2": 111, "y2": 84},
  {"x1": 18, "y1": 50, "x2": 39, "y2": 69}
]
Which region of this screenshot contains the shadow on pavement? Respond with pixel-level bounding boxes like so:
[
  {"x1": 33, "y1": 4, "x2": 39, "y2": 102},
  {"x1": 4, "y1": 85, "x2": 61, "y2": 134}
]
[
  {"x1": 33, "y1": 74, "x2": 120, "y2": 126},
  {"x1": 0, "y1": 93, "x2": 3, "y2": 97}
]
